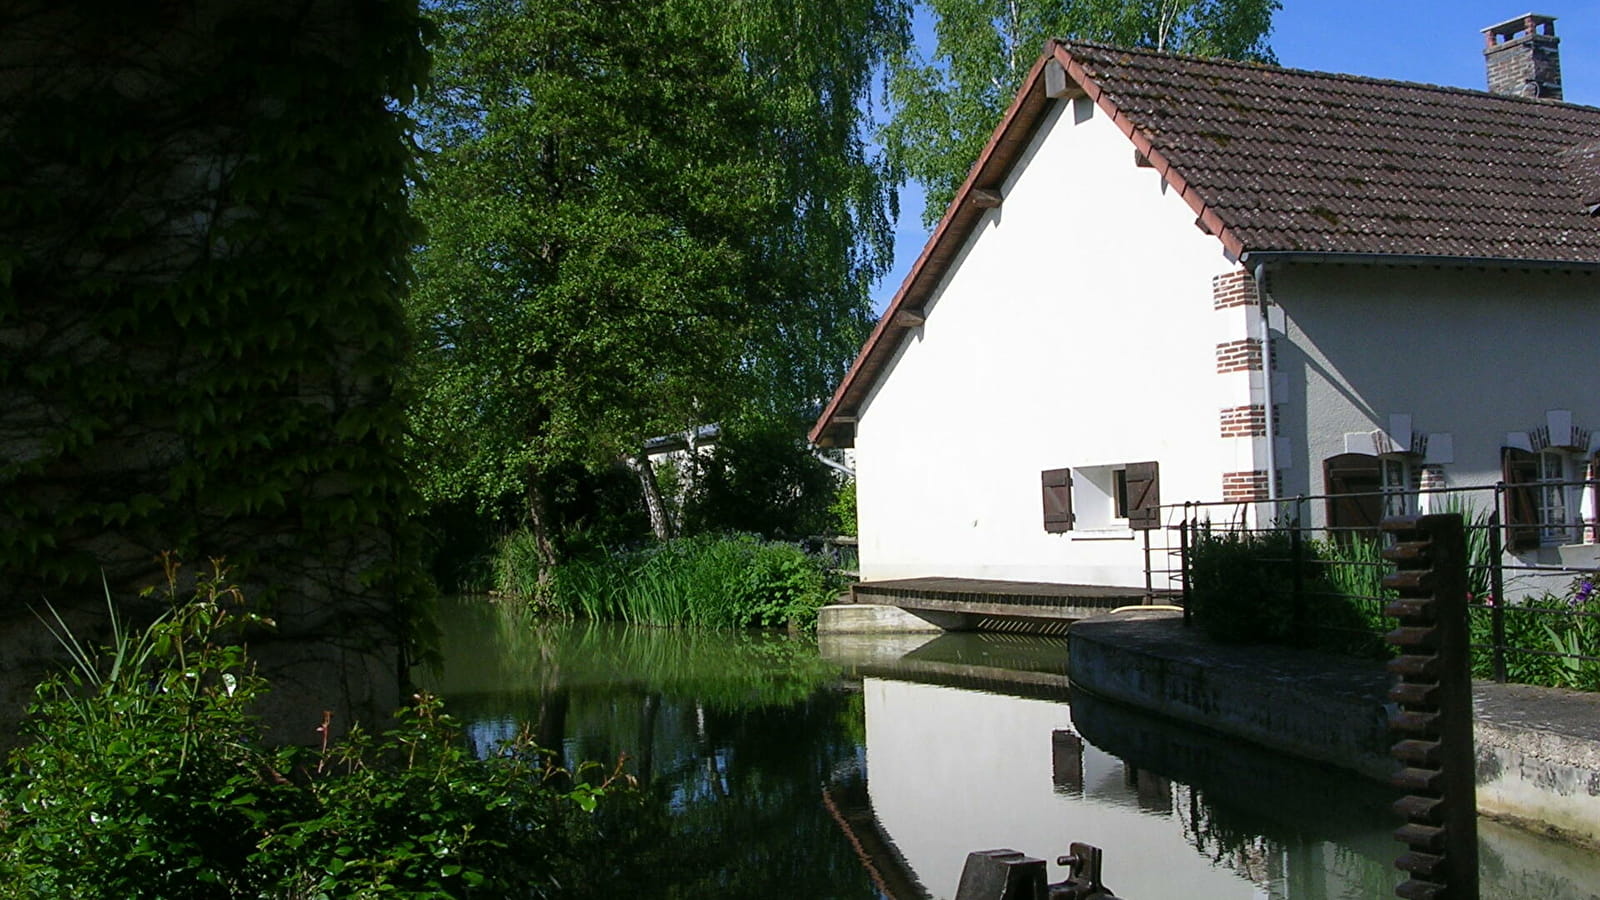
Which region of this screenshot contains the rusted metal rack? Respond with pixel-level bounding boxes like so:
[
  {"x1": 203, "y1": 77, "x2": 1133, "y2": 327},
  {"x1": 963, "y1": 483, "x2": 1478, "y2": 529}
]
[{"x1": 1381, "y1": 514, "x2": 1478, "y2": 899}]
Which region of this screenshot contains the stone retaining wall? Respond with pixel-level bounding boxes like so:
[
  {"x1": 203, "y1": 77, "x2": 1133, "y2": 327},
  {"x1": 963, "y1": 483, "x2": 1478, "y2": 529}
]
[{"x1": 1069, "y1": 609, "x2": 1600, "y2": 847}]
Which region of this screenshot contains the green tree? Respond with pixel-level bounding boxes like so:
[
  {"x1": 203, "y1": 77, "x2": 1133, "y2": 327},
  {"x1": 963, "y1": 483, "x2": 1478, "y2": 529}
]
[
  {"x1": 680, "y1": 420, "x2": 842, "y2": 539},
  {"x1": 407, "y1": 0, "x2": 906, "y2": 578},
  {"x1": 884, "y1": 0, "x2": 1278, "y2": 225}
]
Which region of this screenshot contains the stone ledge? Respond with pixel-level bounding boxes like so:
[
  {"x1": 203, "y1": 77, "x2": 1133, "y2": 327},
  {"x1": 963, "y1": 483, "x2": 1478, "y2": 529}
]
[
  {"x1": 817, "y1": 603, "x2": 947, "y2": 634},
  {"x1": 1067, "y1": 609, "x2": 1394, "y2": 779},
  {"x1": 1068, "y1": 609, "x2": 1600, "y2": 847}
]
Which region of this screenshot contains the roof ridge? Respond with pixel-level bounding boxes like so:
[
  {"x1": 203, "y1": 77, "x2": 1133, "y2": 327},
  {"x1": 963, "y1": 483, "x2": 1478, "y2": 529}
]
[{"x1": 1055, "y1": 38, "x2": 1600, "y2": 113}]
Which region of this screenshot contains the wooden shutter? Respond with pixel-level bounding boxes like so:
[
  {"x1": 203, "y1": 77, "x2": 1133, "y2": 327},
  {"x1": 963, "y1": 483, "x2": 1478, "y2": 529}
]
[
  {"x1": 1502, "y1": 447, "x2": 1540, "y2": 551},
  {"x1": 1323, "y1": 453, "x2": 1381, "y2": 541},
  {"x1": 1042, "y1": 468, "x2": 1073, "y2": 533},
  {"x1": 1124, "y1": 461, "x2": 1160, "y2": 530}
]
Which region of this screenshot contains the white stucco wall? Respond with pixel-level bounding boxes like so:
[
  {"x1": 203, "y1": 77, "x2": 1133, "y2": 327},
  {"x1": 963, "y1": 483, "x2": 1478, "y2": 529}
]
[{"x1": 854, "y1": 97, "x2": 1238, "y2": 585}]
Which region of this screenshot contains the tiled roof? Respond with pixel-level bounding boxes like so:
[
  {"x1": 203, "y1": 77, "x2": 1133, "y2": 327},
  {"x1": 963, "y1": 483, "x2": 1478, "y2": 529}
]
[
  {"x1": 1562, "y1": 139, "x2": 1600, "y2": 212},
  {"x1": 811, "y1": 41, "x2": 1600, "y2": 447},
  {"x1": 1064, "y1": 40, "x2": 1600, "y2": 260}
]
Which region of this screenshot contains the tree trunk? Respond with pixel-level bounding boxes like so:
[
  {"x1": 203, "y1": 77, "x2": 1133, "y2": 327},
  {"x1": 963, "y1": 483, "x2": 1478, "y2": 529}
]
[
  {"x1": 524, "y1": 475, "x2": 560, "y2": 587},
  {"x1": 628, "y1": 452, "x2": 674, "y2": 542}
]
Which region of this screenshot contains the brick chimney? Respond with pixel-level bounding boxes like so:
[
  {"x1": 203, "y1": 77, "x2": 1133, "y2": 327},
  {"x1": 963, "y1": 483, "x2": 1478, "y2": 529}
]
[{"x1": 1483, "y1": 14, "x2": 1562, "y2": 100}]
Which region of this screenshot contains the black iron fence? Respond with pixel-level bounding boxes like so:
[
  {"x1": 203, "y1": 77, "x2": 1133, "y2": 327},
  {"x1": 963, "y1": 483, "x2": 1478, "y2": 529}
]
[{"x1": 1144, "y1": 481, "x2": 1600, "y2": 690}]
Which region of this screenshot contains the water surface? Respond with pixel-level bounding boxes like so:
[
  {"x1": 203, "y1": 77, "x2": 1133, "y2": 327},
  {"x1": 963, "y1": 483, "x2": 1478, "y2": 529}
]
[{"x1": 420, "y1": 599, "x2": 1600, "y2": 899}]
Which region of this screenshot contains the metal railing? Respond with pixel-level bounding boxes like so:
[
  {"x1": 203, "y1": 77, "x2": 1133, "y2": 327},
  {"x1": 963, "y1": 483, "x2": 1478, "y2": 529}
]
[
  {"x1": 1146, "y1": 481, "x2": 1600, "y2": 689},
  {"x1": 804, "y1": 534, "x2": 859, "y2": 580}
]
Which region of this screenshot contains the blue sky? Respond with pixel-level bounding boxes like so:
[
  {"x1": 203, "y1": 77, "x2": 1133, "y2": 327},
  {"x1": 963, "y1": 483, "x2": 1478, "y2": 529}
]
[{"x1": 870, "y1": 2, "x2": 1600, "y2": 313}]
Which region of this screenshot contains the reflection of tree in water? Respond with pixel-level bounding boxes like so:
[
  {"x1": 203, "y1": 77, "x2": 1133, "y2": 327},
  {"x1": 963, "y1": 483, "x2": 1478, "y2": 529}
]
[
  {"x1": 1177, "y1": 778, "x2": 1286, "y2": 883},
  {"x1": 1175, "y1": 783, "x2": 1285, "y2": 890},
  {"x1": 1174, "y1": 783, "x2": 1396, "y2": 899},
  {"x1": 427, "y1": 605, "x2": 880, "y2": 898},
  {"x1": 570, "y1": 687, "x2": 878, "y2": 898},
  {"x1": 449, "y1": 601, "x2": 847, "y2": 708}
]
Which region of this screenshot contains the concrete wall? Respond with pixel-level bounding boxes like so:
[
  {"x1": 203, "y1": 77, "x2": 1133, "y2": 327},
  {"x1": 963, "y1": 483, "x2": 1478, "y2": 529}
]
[
  {"x1": 1067, "y1": 610, "x2": 1396, "y2": 780},
  {"x1": 1070, "y1": 610, "x2": 1600, "y2": 850},
  {"x1": 1276, "y1": 264, "x2": 1600, "y2": 505},
  {"x1": 854, "y1": 97, "x2": 1237, "y2": 587},
  {"x1": 1473, "y1": 683, "x2": 1600, "y2": 847}
]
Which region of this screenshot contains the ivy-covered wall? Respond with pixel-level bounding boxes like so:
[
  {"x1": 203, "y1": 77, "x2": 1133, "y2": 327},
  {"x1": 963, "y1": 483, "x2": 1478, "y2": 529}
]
[{"x1": 0, "y1": 0, "x2": 428, "y2": 735}]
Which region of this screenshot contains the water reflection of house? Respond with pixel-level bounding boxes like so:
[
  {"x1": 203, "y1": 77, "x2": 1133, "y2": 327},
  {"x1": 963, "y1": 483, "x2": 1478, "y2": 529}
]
[
  {"x1": 811, "y1": 15, "x2": 1600, "y2": 589},
  {"x1": 849, "y1": 671, "x2": 1387, "y2": 899}
]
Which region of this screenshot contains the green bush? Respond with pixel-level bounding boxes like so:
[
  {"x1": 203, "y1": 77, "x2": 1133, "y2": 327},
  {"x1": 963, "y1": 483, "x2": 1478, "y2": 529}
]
[
  {"x1": 494, "y1": 528, "x2": 554, "y2": 600},
  {"x1": 0, "y1": 563, "x2": 620, "y2": 899},
  {"x1": 1469, "y1": 577, "x2": 1600, "y2": 692},
  {"x1": 827, "y1": 479, "x2": 857, "y2": 537},
  {"x1": 538, "y1": 534, "x2": 830, "y2": 630},
  {"x1": 1189, "y1": 507, "x2": 1600, "y2": 676},
  {"x1": 1187, "y1": 529, "x2": 1305, "y2": 645},
  {"x1": 1188, "y1": 528, "x2": 1387, "y2": 655},
  {"x1": 678, "y1": 423, "x2": 838, "y2": 540}
]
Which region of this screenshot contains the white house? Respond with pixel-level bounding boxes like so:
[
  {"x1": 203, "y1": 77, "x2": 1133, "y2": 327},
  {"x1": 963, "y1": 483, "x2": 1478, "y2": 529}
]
[{"x1": 811, "y1": 15, "x2": 1600, "y2": 589}]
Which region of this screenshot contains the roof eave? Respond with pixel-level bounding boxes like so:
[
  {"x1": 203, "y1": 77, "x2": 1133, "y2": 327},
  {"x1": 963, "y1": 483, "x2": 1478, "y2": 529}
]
[
  {"x1": 1239, "y1": 249, "x2": 1600, "y2": 272},
  {"x1": 809, "y1": 48, "x2": 1061, "y2": 448}
]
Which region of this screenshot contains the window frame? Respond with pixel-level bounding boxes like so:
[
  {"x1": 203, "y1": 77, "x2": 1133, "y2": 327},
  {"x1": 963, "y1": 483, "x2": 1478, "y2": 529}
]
[
  {"x1": 1536, "y1": 449, "x2": 1577, "y2": 545},
  {"x1": 1379, "y1": 454, "x2": 1418, "y2": 519},
  {"x1": 1503, "y1": 446, "x2": 1591, "y2": 549},
  {"x1": 1040, "y1": 461, "x2": 1159, "y2": 533}
]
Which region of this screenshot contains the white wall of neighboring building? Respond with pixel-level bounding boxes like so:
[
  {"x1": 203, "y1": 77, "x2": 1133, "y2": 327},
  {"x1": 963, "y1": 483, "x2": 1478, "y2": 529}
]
[
  {"x1": 1273, "y1": 263, "x2": 1600, "y2": 584},
  {"x1": 854, "y1": 97, "x2": 1237, "y2": 586},
  {"x1": 1273, "y1": 264, "x2": 1600, "y2": 499}
]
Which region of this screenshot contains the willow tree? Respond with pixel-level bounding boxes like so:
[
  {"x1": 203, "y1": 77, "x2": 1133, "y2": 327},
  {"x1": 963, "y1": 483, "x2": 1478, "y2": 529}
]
[
  {"x1": 408, "y1": 0, "x2": 907, "y2": 572},
  {"x1": 884, "y1": 0, "x2": 1279, "y2": 225}
]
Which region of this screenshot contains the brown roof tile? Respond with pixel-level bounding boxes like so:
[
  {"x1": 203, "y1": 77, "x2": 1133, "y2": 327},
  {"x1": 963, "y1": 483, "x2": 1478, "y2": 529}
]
[
  {"x1": 1562, "y1": 139, "x2": 1600, "y2": 211},
  {"x1": 1063, "y1": 40, "x2": 1600, "y2": 260}
]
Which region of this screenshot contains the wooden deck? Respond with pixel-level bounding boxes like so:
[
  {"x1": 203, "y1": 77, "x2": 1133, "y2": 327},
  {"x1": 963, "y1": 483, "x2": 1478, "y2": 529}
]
[{"x1": 848, "y1": 577, "x2": 1162, "y2": 636}]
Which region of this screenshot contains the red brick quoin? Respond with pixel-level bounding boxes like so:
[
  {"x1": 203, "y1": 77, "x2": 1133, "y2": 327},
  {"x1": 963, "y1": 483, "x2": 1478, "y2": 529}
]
[
  {"x1": 1222, "y1": 470, "x2": 1280, "y2": 502},
  {"x1": 1219, "y1": 404, "x2": 1282, "y2": 438},
  {"x1": 1215, "y1": 338, "x2": 1262, "y2": 374},
  {"x1": 1212, "y1": 270, "x2": 1257, "y2": 310}
]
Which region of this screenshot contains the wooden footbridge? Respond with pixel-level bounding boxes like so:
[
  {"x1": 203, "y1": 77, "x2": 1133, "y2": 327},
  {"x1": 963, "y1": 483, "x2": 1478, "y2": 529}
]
[{"x1": 845, "y1": 577, "x2": 1166, "y2": 636}]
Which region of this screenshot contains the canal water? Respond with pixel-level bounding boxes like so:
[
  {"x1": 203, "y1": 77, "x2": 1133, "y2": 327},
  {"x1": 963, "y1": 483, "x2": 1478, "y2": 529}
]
[{"x1": 420, "y1": 599, "x2": 1600, "y2": 899}]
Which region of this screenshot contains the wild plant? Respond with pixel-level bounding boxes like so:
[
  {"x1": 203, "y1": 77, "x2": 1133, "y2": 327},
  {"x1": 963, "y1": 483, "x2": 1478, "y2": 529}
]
[
  {"x1": 538, "y1": 534, "x2": 831, "y2": 630},
  {"x1": 0, "y1": 557, "x2": 624, "y2": 899}
]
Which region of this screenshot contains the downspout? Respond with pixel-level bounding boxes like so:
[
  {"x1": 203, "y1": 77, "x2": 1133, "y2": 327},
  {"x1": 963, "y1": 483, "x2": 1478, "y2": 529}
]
[
  {"x1": 1254, "y1": 261, "x2": 1278, "y2": 503},
  {"x1": 811, "y1": 447, "x2": 855, "y2": 479}
]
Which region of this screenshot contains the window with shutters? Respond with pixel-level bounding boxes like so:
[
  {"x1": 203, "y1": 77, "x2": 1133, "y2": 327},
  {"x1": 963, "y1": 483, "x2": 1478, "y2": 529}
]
[
  {"x1": 1503, "y1": 447, "x2": 1588, "y2": 548},
  {"x1": 1324, "y1": 453, "x2": 1381, "y2": 542},
  {"x1": 1041, "y1": 468, "x2": 1073, "y2": 533},
  {"x1": 1325, "y1": 451, "x2": 1420, "y2": 533},
  {"x1": 1042, "y1": 461, "x2": 1159, "y2": 533}
]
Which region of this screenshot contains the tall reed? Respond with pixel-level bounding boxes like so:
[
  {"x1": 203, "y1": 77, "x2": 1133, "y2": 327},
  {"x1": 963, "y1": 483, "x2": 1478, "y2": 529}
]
[{"x1": 528, "y1": 534, "x2": 831, "y2": 630}]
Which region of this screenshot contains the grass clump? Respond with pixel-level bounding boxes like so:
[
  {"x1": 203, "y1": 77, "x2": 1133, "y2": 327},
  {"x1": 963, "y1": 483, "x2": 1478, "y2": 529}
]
[
  {"x1": 1188, "y1": 503, "x2": 1600, "y2": 683},
  {"x1": 524, "y1": 534, "x2": 832, "y2": 630},
  {"x1": 0, "y1": 559, "x2": 623, "y2": 899},
  {"x1": 1187, "y1": 528, "x2": 1385, "y2": 656},
  {"x1": 1469, "y1": 576, "x2": 1600, "y2": 692},
  {"x1": 1187, "y1": 529, "x2": 1307, "y2": 645}
]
